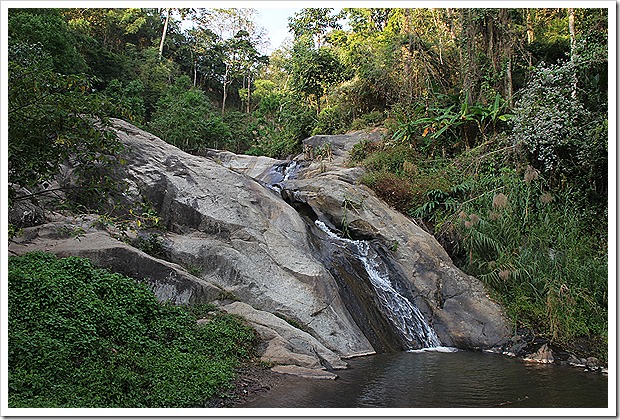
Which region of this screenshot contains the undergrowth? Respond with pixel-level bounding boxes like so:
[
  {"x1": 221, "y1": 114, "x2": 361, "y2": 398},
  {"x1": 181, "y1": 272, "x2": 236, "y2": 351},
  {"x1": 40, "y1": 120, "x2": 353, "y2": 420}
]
[{"x1": 8, "y1": 252, "x2": 257, "y2": 407}]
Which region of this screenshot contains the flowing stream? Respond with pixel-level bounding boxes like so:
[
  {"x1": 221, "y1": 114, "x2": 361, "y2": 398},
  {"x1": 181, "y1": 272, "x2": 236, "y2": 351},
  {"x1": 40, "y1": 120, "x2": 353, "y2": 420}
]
[{"x1": 315, "y1": 220, "x2": 442, "y2": 350}]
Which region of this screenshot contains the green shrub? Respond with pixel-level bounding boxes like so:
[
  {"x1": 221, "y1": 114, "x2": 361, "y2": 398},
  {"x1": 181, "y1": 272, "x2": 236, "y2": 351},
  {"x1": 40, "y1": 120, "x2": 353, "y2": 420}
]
[
  {"x1": 511, "y1": 60, "x2": 607, "y2": 196},
  {"x1": 360, "y1": 143, "x2": 419, "y2": 173},
  {"x1": 148, "y1": 76, "x2": 232, "y2": 155},
  {"x1": 348, "y1": 139, "x2": 381, "y2": 164},
  {"x1": 350, "y1": 110, "x2": 385, "y2": 131},
  {"x1": 103, "y1": 79, "x2": 146, "y2": 125},
  {"x1": 8, "y1": 252, "x2": 256, "y2": 407},
  {"x1": 312, "y1": 105, "x2": 352, "y2": 135},
  {"x1": 246, "y1": 91, "x2": 315, "y2": 158}
]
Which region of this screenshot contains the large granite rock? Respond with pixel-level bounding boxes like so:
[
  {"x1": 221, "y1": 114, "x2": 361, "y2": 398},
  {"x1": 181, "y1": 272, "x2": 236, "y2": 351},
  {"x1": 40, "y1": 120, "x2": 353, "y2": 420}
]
[
  {"x1": 8, "y1": 214, "x2": 222, "y2": 305},
  {"x1": 9, "y1": 119, "x2": 510, "y2": 368},
  {"x1": 206, "y1": 131, "x2": 510, "y2": 350},
  {"x1": 279, "y1": 135, "x2": 510, "y2": 349},
  {"x1": 221, "y1": 301, "x2": 347, "y2": 370},
  {"x1": 94, "y1": 119, "x2": 373, "y2": 358}
]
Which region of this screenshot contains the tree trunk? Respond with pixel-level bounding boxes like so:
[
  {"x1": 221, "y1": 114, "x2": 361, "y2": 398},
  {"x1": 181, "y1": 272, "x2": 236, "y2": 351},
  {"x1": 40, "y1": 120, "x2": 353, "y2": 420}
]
[
  {"x1": 506, "y1": 54, "x2": 513, "y2": 107},
  {"x1": 568, "y1": 8, "x2": 577, "y2": 99},
  {"x1": 246, "y1": 77, "x2": 251, "y2": 113},
  {"x1": 568, "y1": 8, "x2": 576, "y2": 54},
  {"x1": 158, "y1": 8, "x2": 170, "y2": 60},
  {"x1": 222, "y1": 64, "x2": 230, "y2": 115},
  {"x1": 461, "y1": 8, "x2": 478, "y2": 105},
  {"x1": 526, "y1": 9, "x2": 534, "y2": 44}
]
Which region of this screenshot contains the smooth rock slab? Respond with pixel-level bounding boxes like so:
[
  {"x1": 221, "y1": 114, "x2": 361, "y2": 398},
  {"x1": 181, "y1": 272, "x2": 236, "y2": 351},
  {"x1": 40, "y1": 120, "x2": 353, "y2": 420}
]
[
  {"x1": 8, "y1": 216, "x2": 222, "y2": 305},
  {"x1": 110, "y1": 118, "x2": 375, "y2": 358},
  {"x1": 221, "y1": 301, "x2": 348, "y2": 370},
  {"x1": 271, "y1": 365, "x2": 339, "y2": 380}
]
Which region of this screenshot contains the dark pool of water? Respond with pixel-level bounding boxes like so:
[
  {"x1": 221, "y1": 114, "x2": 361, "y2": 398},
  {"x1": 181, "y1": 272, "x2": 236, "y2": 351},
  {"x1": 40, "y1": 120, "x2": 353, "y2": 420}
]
[{"x1": 240, "y1": 350, "x2": 608, "y2": 408}]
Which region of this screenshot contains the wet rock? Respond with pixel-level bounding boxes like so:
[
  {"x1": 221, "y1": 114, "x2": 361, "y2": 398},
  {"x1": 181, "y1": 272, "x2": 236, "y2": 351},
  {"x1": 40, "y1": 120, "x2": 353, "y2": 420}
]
[
  {"x1": 585, "y1": 357, "x2": 601, "y2": 371},
  {"x1": 524, "y1": 343, "x2": 555, "y2": 364},
  {"x1": 567, "y1": 355, "x2": 585, "y2": 367},
  {"x1": 271, "y1": 365, "x2": 338, "y2": 380},
  {"x1": 283, "y1": 138, "x2": 510, "y2": 350},
  {"x1": 200, "y1": 129, "x2": 510, "y2": 351}
]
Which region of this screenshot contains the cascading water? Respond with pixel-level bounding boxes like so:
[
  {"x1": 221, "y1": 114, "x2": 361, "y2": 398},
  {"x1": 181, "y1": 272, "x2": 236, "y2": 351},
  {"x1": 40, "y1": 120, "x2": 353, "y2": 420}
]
[
  {"x1": 265, "y1": 161, "x2": 302, "y2": 193},
  {"x1": 315, "y1": 220, "x2": 442, "y2": 350}
]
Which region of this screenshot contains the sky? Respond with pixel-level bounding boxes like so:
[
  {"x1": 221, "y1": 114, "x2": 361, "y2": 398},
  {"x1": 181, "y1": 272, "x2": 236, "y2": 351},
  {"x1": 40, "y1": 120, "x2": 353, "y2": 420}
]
[{"x1": 256, "y1": 8, "x2": 300, "y2": 53}]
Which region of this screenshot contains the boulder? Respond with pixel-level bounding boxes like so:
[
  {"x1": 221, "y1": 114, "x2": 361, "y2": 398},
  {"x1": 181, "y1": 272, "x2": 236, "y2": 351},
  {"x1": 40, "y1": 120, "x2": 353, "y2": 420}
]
[
  {"x1": 524, "y1": 343, "x2": 555, "y2": 364},
  {"x1": 271, "y1": 365, "x2": 338, "y2": 380},
  {"x1": 221, "y1": 301, "x2": 347, "y2": 370},
  {"x1": 277, "y1": 135, "x2": 510, "y2": 350},
  {"x1": 103, "y1": 119, "x2": 375, "y2": 358},
  {"x1": 204, "y1": 130, "x2": 510, "y2": 350},
  {"x1": 585, "y1": 357, "x2": 601, "y2": 371}
]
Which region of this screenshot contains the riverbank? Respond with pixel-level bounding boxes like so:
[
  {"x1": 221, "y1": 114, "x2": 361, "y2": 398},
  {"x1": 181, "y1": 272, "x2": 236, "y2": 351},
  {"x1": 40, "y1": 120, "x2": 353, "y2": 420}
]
[{"x1": 209, "y1": 362, "x2": 288, "y2": 407}]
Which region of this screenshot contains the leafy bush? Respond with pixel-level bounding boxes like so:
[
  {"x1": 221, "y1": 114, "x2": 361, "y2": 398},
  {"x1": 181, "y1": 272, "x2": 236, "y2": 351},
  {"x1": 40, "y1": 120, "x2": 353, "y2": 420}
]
[
  {"x1": 246, "y1": 91, "x2": 315, "y2": 158},
  {"x1": 103, "y1": 79, "x2": 146, "y2": 125},
  {"x1": 359, "y1": 143, "x2": 419, "y2": 173},
  {"x1": 312, "y1": 105, "x2": 352, "y2": 135},
  {"x1": 391, "y1": 92, "x2": 511, "y2": 155},
  {"x1": 148, "y1": 76, "x2": 232, "y2": 154},
  {"x1": 352, "y1": 135, "x2": 607, "y2": 360},
  {"x1": 350, "y1": 110, "x2": 386, "y2": 131},
  {"x1": 8, "y1": 252, "x2": 256, "y2": 407},
  {"x1": 222, "y1": 110, "x2": 255, "y2": 153},
  {"x1": 511, "y1": 60, "x2": 607, "y2": 196},
  {"x1": 8, "y1": 39, "x2": 123, "y2": 210}
]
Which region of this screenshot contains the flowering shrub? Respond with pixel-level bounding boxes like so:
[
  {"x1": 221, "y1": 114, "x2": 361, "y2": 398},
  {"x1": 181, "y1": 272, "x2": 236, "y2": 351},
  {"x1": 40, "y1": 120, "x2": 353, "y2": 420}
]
[
  {"x1": 511, "y1": 61, "x2": 589, "y2": 174},
  {"x1": 511, "y1": 59, "x2": 607, "y2": 194}
]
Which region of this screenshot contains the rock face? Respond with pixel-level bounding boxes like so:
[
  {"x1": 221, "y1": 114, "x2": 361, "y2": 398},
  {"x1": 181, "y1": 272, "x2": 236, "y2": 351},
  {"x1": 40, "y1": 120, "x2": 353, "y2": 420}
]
[
  {"x1": 221, "y1": 301, "x2": 347, "y2": 370},
  {"x1": 8, "y1": 214, "x2": 222, "y2": 305},
  {"x1": 9, "y1": 119, "x2": 510, "y2": 370},
  {"x1": 209, "y1": 131, "x2": 510, "y2": 350},
  {"x1": 524, "y1": 343, "x2": 555, "y2": 364}
]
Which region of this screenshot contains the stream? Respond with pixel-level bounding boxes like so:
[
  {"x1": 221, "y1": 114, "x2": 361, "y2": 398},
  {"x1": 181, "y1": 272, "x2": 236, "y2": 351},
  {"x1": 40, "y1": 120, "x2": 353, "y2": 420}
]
[{"x1": 240, "y1": 350, "x2": 608, "y2": 408}]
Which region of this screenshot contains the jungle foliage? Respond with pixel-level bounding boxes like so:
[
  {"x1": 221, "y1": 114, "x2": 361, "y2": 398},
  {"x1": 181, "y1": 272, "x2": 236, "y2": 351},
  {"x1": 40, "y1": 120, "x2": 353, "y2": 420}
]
[
  {"x1": 7, "y1": 6, "x2": 609, "y2": 363},
  {"x1": 8, "y1": 252, "x2": 256, "y2": 407}
]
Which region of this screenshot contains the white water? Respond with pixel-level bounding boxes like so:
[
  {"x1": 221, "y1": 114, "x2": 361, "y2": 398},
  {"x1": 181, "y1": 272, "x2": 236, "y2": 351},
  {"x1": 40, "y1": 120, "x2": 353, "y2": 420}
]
[
  {"x1": 315, "y1": 220, "x2": 442, "y2": 349},
  {"x1": 407, "y1": 346, "x2": 459, "y2": 353},
  {"x1": 267, "y1": 161, "x2": 301, "y2": 193}
]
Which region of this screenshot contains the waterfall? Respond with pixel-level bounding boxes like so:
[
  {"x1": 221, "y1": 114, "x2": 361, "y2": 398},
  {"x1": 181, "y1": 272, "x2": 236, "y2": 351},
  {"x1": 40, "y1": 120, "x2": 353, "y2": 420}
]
[
  {"x1": 315, "y1": 220, "x2": 442, "y2": 350},
  {"x1": 266, "y1": 161, "x2": 302, "y2": 193}
]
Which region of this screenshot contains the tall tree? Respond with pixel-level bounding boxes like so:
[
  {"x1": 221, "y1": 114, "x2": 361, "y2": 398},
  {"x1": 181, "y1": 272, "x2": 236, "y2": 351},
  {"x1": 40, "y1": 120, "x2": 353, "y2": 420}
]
[
  {"x1": 220, "y1": 30, "x2": 266, "y2": 114},
  {"x1": 158, "y1": 7, "x2": 170, "y2": 59},
  {"x1": 288, "y1": 8, "x2": 342, "y2": 48}
]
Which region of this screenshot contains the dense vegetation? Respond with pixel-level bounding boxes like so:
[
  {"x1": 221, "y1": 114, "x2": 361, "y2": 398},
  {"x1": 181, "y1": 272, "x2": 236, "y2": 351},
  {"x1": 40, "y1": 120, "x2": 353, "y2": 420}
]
[
  {"x1": 8, "y1": 5, "x2": 608, "y2": 370},
  {"x1": 8, "y1": 252, "x2": 256, "y2": 407}
]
